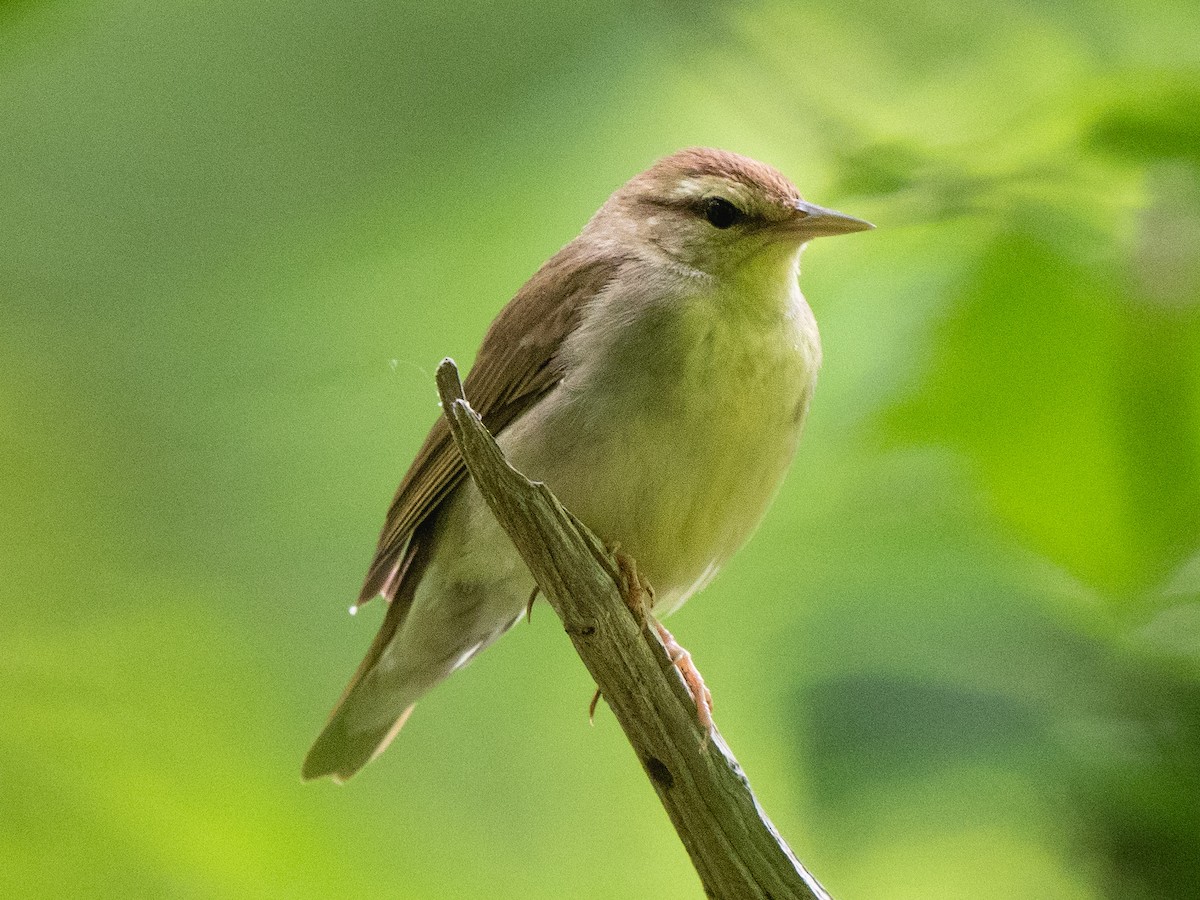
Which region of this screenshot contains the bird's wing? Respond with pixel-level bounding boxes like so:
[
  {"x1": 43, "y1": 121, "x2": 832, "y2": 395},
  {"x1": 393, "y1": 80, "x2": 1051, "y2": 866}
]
[
  {"x1": 356, "y1": 243, "x2": 626, "y2": 606},
  {"x1": 303, "y1": 246, "x2": 627, "y2": 782}
]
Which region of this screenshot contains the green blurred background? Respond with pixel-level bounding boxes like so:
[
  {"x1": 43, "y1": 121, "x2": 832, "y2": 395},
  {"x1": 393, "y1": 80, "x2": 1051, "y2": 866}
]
[{"x1": 3, "y1": 0, "x2": 1198, "y2": 897}]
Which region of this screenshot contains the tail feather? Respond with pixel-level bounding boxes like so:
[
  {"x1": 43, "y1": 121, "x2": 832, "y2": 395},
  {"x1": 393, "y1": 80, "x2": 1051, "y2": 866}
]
[
  {"x1": 302, "y1": 698, "x2": 415, "y2": 783},
  {"x1": 304, "y1": 538, "x2": 430, "y2": 783}
]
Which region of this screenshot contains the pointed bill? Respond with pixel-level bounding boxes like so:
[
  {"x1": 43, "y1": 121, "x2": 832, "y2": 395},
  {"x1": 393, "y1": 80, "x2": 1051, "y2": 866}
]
[{"x1": 791, "y1": 199, "x2": 875, "y2": 238}]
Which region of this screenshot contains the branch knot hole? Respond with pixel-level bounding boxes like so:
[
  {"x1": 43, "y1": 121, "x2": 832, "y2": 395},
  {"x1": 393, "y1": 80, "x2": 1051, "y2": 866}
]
[{"x1": 644, "y1": 755, "x2": 674, "y2": 790}]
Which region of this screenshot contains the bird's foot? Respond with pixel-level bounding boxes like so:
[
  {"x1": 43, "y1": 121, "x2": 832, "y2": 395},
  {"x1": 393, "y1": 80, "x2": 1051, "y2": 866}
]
[
  {"x1": 612, "y1": 548, "x2": 654, "y2": 626},
  {"x1": 654, "y1": 620, "x2": 715, "y2": 740},
  {"x1": 525, "y1": 584, "x2": 539, "y2": 623}
]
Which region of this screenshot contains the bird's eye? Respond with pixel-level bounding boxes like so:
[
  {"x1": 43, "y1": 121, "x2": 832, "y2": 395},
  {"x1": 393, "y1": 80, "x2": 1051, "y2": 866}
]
[{"x1": 703, "y1": 197, "x2": 743, "y2": 229}]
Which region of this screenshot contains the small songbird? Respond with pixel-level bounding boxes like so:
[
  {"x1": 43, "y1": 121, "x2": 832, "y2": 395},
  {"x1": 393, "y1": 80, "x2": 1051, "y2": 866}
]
[{"x1": 303, "y1": 148, "x2": 872, "y2": 782}]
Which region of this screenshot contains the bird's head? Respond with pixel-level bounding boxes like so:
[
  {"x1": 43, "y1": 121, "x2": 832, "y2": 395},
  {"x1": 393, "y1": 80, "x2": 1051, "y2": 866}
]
[{"x1": 591, "y1": 147, "x2": 872, "y2": 280}]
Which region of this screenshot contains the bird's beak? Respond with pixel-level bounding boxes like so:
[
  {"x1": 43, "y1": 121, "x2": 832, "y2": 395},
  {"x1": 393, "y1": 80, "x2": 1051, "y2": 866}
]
[{"x1": 789, "y1": 199, "x2": 875, "y2": 238}]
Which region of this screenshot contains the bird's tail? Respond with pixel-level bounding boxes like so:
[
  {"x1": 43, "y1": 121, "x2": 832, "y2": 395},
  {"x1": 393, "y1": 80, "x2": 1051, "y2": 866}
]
[
  {"x1": 301, "y1": 684, "x2": 416, "y2": 783},
  {"x1": 303, "y1": 567, "x2": 423, "y2": 783}
]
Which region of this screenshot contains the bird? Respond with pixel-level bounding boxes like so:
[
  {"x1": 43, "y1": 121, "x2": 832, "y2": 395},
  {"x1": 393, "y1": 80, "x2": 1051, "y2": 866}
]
[{"x1": 303, "y1": 148, "x2": 872, "y2": 782}]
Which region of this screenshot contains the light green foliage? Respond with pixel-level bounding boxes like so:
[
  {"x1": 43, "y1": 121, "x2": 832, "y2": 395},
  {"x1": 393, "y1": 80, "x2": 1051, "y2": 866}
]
[{"x1": 2, "y1": 1, "x2": 1197, "y2": 897}]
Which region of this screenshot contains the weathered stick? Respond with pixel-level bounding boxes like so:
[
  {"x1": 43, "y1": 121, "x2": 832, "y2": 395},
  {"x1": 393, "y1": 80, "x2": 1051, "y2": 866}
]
[{"x1": 435, "y1": 358, "x2": 831, "y2": 900}]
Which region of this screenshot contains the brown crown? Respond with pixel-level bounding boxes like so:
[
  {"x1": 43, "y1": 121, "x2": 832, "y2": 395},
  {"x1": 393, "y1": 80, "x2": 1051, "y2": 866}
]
[{"x1": 640, "y1": 148, "x2": 801, "y2": 205}]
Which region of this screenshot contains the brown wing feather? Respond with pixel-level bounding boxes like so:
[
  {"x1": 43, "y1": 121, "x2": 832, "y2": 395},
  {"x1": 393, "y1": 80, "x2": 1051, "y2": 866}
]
[
  {"x1": 356, "y1": 242, "x2": 627, "y2": 606},
  {"x1": 306, "y1": 244, "x2": 626, "y2": 781}
]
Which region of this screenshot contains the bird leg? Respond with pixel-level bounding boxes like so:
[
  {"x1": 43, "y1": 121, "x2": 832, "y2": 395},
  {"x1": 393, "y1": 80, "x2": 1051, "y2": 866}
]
[
  {"x1": 588, "y1": 548, "x2": 653, "y2": 724},
  {"x1": 654, "y1": 620, "x2": 715, "y2": 739},
  {"x1": 612, "y1": 549, "x2": 713, "y2": 737},
  {"x1": 612, "y1": 548, "x2": 654, "y2": 625},
  {"x1": 525, "y1": 584, "x2": 539, "y2": 623}
]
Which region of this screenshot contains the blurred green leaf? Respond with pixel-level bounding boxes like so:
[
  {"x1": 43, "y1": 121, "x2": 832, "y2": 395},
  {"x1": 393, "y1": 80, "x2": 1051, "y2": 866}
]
[
  {"x1": 1089, "y1": 75, "x2": 1200, "y2": 165},
  {"x1": 889, "y1": 215, "x2": 1200, "y2": 598}
]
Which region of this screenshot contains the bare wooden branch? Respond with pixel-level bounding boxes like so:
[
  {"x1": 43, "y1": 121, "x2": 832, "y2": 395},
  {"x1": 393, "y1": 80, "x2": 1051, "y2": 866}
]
[{"x1": 435, "y1": 358, "x2": 832, "y2": 900}]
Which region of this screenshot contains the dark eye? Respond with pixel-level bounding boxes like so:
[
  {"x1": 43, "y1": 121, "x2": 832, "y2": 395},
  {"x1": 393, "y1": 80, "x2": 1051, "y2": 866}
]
[{"x1": 703, "y1": 197, "x2": 743, "y2": 229}]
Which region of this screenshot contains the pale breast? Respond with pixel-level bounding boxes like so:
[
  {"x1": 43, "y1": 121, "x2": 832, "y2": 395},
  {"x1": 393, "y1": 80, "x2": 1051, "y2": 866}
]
[{"x1": 503, "y1": 263, "x2": 821, "y2": 615}]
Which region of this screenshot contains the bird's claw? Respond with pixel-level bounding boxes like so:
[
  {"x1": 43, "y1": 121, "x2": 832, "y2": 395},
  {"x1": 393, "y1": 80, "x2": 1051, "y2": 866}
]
[
  {"x1": 655, "y1": 620, "x2": 715, "y2": 741},
  {"x1": 610, "y1": 550, "x2": 713, "y2": 740},
  {"x1": 588, "y1": 687, "x2": 604, "y2": 724},
  {"x1": 525, "y1": 584, "x2": 539, "y2": 623},
  {"x1": 612, "y1": 548, "x2": 654, "y2": 626}
]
